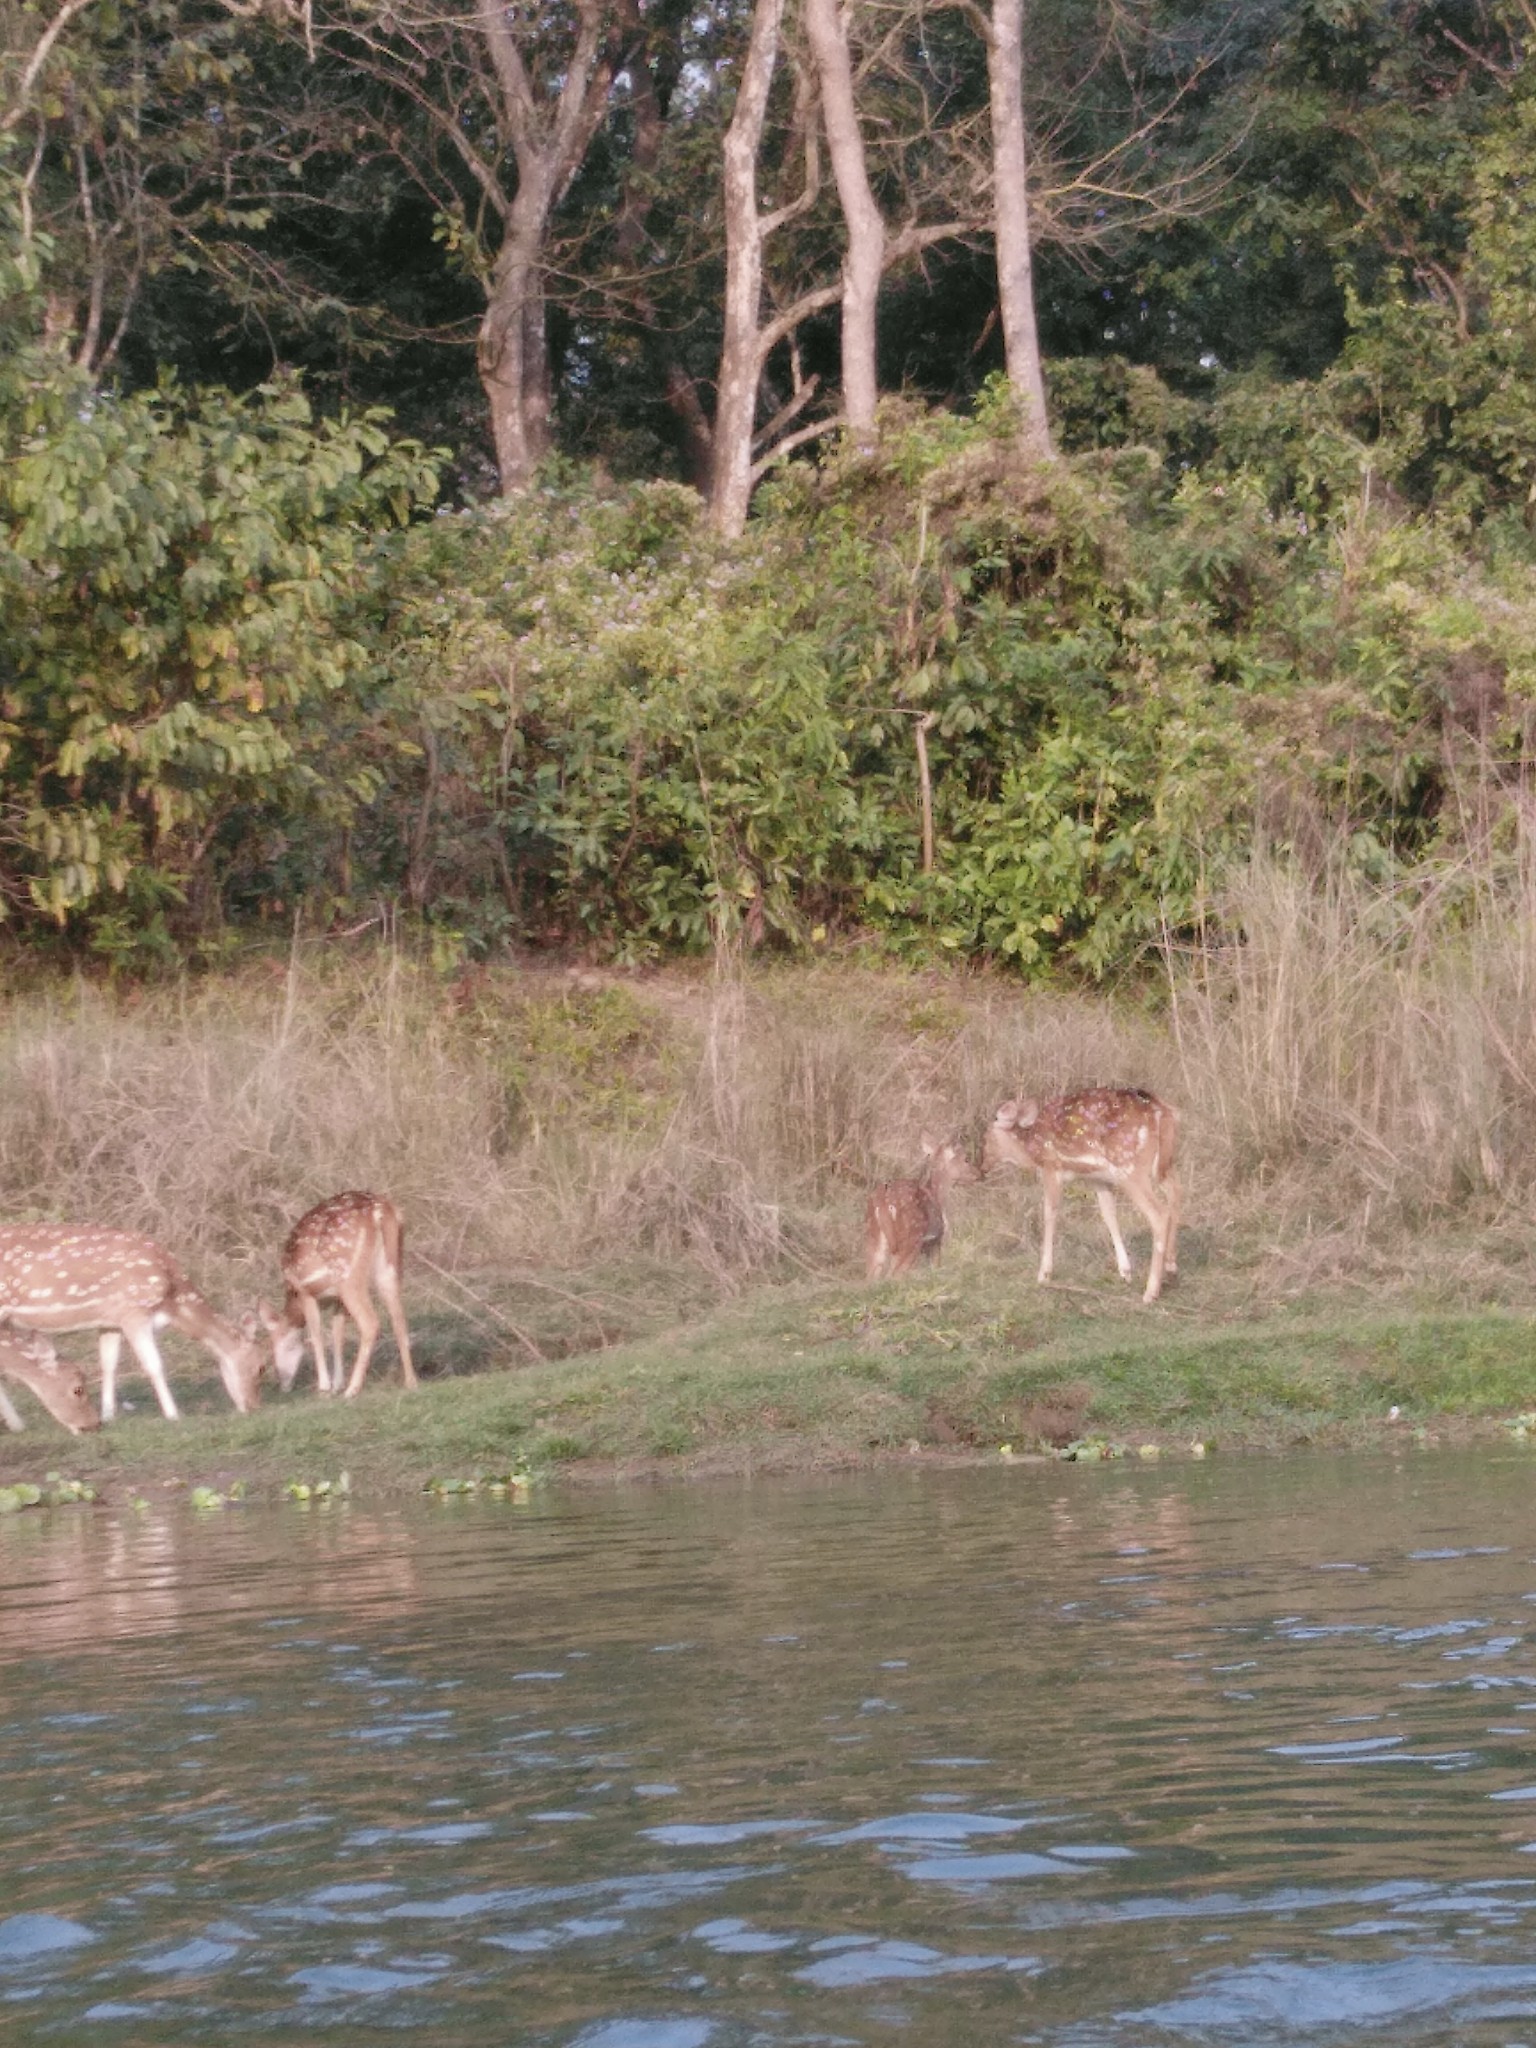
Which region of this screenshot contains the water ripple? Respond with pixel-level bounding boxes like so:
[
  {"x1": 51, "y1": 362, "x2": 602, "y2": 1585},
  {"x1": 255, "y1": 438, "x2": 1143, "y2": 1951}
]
[{"x1": 5, "y1": 1455, "x2": 1536, "y2": 2044}]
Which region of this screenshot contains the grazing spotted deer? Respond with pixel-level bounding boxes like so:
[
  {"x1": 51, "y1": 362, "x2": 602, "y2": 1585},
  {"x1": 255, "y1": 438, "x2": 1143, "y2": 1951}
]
[
  {"x1": 983, "y1": 1087, "x2": 1182, "y2": 1304},
  {"x1": 0, "y1": 1330, "x2": 99, "y2": 1436},
  {"x1": 865, "y1": 1137, "x2": 980, "y2": 1281},
  {"x1": 0, "y1": 1226, "x2": 264, "y2": 1421},
  {"x1": 258, "y1": 1191, "x2": 417, "y2": 1400}
]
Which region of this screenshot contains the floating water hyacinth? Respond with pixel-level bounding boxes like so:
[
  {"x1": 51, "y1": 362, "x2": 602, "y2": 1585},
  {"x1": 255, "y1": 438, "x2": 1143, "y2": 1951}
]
[
  {"x1": 424, "y1": 1467, "x2": 534, "y2": 1498},
  {"x1": 284, "y1": 1473, "x2": 351, "y2": 1503},
  {"x1": 0, "y1": 1478, "x2": 95, "y2": 1514}
]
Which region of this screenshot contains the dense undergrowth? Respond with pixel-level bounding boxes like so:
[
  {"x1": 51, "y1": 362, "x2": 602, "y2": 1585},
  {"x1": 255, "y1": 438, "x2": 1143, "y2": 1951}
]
[{"x1": 7, "y1": 366, "x2": 1536, "y2": 981}]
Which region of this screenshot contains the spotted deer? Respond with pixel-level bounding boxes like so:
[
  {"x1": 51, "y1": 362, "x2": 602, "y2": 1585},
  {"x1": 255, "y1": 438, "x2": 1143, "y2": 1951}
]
[
  {"x1": 983, "y1": 1087, "x2": 1182, "y2": 1304},
  {"x1": 865, "y1": 1137, "x2": 980, "y2": 1281},
  {"x1": 0, "y1": 1226, "x2": 264, "y2": 1421},
  {"x1": 258, "y1": 1191, "x2": 417, "y2": 1400},
  {"x1": 0, "y1": 1329, "x2": 99, "y2": 1436}
]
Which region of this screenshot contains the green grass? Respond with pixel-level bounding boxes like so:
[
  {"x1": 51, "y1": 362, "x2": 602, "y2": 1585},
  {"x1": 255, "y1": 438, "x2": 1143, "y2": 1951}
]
[{"x1": 6, "y1": 1239, "x2": 1535, "y2": 1504}]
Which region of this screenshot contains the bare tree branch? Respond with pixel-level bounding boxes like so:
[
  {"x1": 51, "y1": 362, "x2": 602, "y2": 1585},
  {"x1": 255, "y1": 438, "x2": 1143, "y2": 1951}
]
[
  {"x1": 750, "y1": 409, "x2": 844, "y2": 480},
  {"x1": 0, "y1": 0, "x2": 97, "y2": 135}
]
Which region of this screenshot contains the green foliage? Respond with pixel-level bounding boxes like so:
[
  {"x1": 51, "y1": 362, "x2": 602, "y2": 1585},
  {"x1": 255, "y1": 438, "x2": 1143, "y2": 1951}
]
[
  {"x1": 1046, "y1": 357, "x2": 1204, "y2": 463},
  {"x1": 0, "y1": 333, "x2": 439, "y2": 951},
  {"x1": 2, "y1": 0, "x2": 1534, "y2": 979},
  {"x1": 2, "y1": 344, "x2": 1528, "y2": 979},
  {"x1": 354, "y1": 396, "x2": 1535, "y2": 977}
]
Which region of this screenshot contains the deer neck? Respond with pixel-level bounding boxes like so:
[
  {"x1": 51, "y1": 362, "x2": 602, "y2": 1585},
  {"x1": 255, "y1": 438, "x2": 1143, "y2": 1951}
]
[{"x1": 164, "y1": 1284, "x2": 241, "y2": 1363}]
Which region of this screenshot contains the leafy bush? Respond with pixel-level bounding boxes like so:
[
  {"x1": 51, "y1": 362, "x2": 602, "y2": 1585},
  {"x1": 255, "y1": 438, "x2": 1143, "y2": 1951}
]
[
  {"x1": 0, "y1": 334, "x2": 438, "y2": 956},
  {"x1": 4, "y1": 302, "x2": 1531, "y2": 979},
  {"x1": 373, "y1": 410, "x2": 1473, "y2": 976}
]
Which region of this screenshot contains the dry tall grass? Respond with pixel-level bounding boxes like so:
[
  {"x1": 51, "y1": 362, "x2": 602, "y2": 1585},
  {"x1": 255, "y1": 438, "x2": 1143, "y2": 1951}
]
[
  {"x1": 1173, "y1": 835, "x2": 1536, "y2": 1216},
  {"x1": 3, "y1": 819, "x2": 1536, "y2": 1336}
]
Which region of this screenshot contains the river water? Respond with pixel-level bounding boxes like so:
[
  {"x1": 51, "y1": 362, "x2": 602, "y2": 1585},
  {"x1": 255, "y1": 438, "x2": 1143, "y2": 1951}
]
[{"x1": 5, "y1": 1453, "x2": 1536, "y2": 2044}]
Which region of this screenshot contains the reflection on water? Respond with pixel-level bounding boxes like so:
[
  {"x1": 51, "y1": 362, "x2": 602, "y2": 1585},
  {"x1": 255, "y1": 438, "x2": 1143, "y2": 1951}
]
[{"x1": 6, "y1": 1454, "x2": 1536, "y2": 2042}]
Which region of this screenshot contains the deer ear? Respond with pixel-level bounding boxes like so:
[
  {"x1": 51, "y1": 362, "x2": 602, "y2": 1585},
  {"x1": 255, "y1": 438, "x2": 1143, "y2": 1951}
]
[{"x1": 1015, "y1": 1098, "x2": 1041, "y2": 1127}]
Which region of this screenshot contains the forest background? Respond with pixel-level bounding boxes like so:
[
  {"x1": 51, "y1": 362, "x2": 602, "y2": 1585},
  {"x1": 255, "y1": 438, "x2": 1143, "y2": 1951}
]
[
  {"x1": 4, "y1": 0, "x2": 1534, "y2": 976},
  {"x1": 2, "y1": 1, "x2": 1536, "y2": 1470}
]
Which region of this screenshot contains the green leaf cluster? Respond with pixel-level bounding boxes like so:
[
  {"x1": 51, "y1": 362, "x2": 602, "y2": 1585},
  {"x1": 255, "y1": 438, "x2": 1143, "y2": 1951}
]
[
  {"x1": 0, "y1": 316, "x2": 439, "y2": 952},
  {"x1": 371, "y1": 412, "x2": 1457, "y2": 976}
]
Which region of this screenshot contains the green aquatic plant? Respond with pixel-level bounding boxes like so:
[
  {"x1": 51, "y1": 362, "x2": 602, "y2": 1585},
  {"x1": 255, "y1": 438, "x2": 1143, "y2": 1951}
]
[
  {"x1": 1057, "y1": 1437, "x2": 1129, "y2": 1463},
  {"x1": 284, "y1": 1473, "x2": 352, "y2": 1503},
  {"x1": 423, "y1": 1462, "x2": 536, "y2": 1499},
  {"x1": 0, "y1": 1476, "x2": 97, "y2": 1514}
]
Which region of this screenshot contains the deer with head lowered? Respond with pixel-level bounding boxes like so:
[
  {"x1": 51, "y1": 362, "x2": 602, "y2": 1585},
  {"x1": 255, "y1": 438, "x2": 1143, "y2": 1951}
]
[
  {"x1": 258, "y1": 1191, "x2": 417, "y2": 1399},
  {"x1": 0, "y1": 1329, "x2": 99, "y2": 1436},
  {"x1": 0, "y1": 1226, "x2": 264, "y2": 1422},
  {"x1": 983, "y1": 1087, "x2": 1182, "y2": 1304},
  {"x1": 865, "y1": 1136, "x2": 980, "y2": 1281}
]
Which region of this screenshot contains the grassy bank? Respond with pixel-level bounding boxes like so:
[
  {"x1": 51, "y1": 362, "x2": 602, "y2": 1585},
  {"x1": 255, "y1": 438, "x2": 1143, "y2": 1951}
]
[
  {"x1": 3, "y1": 1242, "x2": 1536, "y2": 1503},
  {"x1": 5, "y1": 837, "x2": 1536, "y2": 1500}
]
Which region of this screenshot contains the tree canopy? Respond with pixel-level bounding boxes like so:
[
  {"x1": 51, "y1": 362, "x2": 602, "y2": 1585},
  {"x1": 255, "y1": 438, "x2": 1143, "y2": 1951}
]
[{"x1": 1, "y1": 0, "x2": 1532, "y2": 969}]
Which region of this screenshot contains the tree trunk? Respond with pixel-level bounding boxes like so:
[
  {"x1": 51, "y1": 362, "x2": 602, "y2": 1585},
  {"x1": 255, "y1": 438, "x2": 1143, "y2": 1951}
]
[
  {"x1": 474, "y1": 0, "x2": 617, "y2": 494},
  {"x1": 804, "y1": 0, "x2": 885, "y2": 439},
  {"x1": 709, "y1": 0, "x2": 785, "y2": 538},
  {"x1": 478, "y1": 194, "x2": 553, "y2": 489},
  {"x1": 987, "y1": 0, "x2": 1053, "y2": 455},
  {"x1": 663, "y1": 367, "x2": 715, "y2": 493}
]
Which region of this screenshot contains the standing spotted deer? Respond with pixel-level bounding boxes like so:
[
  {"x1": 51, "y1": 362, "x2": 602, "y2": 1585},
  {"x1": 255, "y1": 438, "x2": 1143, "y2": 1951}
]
[
  {"x1": 0, "y1": 1226, "x2": 265, "y2": 1421},
  {"x1": 984, "y1": 1087, "x2": 1182, "y2": 1304},
  {"x1": 0, "y1": 1330, "x2": 99, "y2": 1436},
  {"x1": 258, "y1": 1192, "x2": 417, "y2": 1400},
  {"x1": 865, "y1": 1137, "x2": 980, "y2": 1281}
]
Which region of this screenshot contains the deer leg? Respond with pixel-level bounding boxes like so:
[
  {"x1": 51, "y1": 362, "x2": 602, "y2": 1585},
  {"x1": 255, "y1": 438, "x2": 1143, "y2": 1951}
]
[
  {"x1": 1121, "y1": 1177, "x2": 1172, "y2": 1304},
  {"x1": 120, "y1": 1317, "x2": 180, "y2": 1420},
  {"x1": 374, "y1": 1250, "x2": 417, "y2": 1389},
  {"x1": 0, "y1": 1382, "x2": 25, "y2": 1433},
  {"x1": 1037, "y1": 1169, "x2": 1062, "y2": 1283},
  {"x1": 99, "y1": 1329, "x2": 123, "y2": 1422},
  {"x1": 1094, "y1": 1186, "x2": 1136, "y2": 1283},
  {"x1": 338, "y1": 1285, "x2": 380, "y2": 1400},
  {"x1": 328, "y1": 1310, "x2": 349, "y2": 1391},
  {"x1": 301, "y1": 1295, "x2": 331, "y2": 1394},
  {"x1": 1161, "y1": 1170, "x2": 1183, "y2": 1278}
]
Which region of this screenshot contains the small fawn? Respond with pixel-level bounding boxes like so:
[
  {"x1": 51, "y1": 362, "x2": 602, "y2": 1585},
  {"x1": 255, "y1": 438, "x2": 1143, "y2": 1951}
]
[
  {"x1": 865, "y1": 1136, "x2": 980, "y2": 1281},
  {"x1": 258, "y1": 1191, "x2": 417, "y2": 1399},
  {"x1": 984, "y1": 1087, "x2": 1181, "y2": 1304}
]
